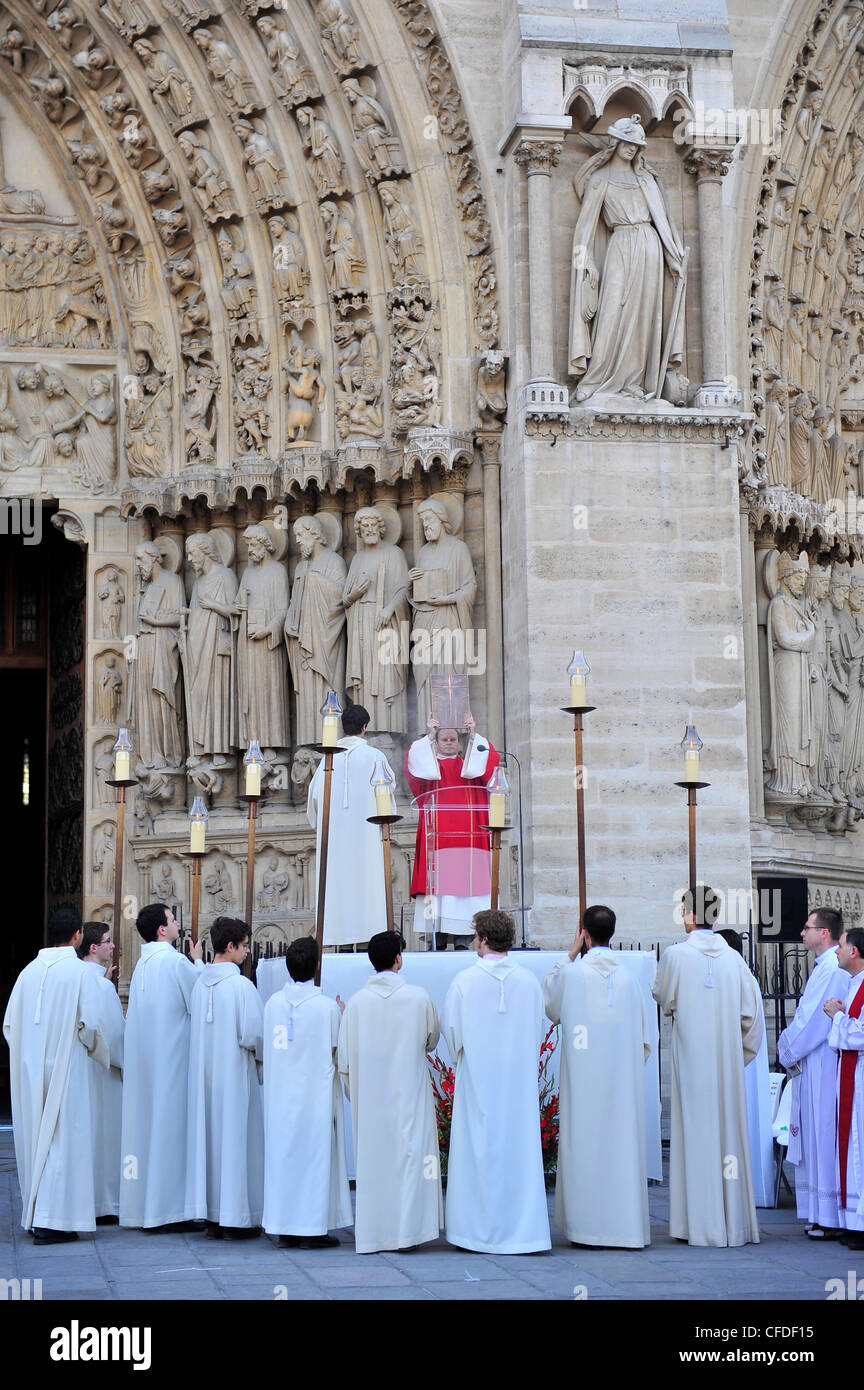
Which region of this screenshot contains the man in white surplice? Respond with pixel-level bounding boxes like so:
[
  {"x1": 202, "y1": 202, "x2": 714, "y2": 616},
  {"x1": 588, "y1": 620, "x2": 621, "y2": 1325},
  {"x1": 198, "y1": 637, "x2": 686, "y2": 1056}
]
[
  {"x1": 307, "y1": 702, "x2": 394, "y2": 947},
  {"x1": 825, "y1": 926, "x2": 864, "y2": 1248},
  {"x1": 262, "y1": 935, "x2": 352, "y2": 1247},
  {"x1": 186, "y1": 917, "x2": 264, "y2": 1236},
  {"x1": 777, "y1": 906, "x2": 844, "y2": 1238},
  {"x1": 78, "y1": 920, "x2": 125, "y2": 1222},
  {"x1": 443, "y1": 909, "x2": 550, "y2": 1253},
  {"x1": 3, "y1": 909, "x2": 109, "y2": 1243},
  {"x1": 120, "y1": 902, "x2": 204, "y2": 1231},
  {"x1": 653, "y1": 885, "x2": 763, "y2": 1247},
  {"x1": 543, "y1": 905, "x2": 651, "y2": 1249},
  {"x1": 338, "y1": 931, "x2": 442, "y2": 1253}
]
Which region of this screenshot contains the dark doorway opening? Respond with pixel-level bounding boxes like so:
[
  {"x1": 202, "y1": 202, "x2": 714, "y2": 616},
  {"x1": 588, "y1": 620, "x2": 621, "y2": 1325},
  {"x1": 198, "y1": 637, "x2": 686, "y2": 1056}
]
[{"x1": 0, "y1": 512, "x2": 84, "y2": 1121}]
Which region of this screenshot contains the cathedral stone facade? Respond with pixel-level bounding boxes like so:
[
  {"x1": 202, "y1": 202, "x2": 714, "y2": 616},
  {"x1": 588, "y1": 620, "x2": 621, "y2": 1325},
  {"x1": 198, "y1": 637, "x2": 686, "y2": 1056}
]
[{"x1": 3, "y1": 0, "x2": 864, "y2": 983}]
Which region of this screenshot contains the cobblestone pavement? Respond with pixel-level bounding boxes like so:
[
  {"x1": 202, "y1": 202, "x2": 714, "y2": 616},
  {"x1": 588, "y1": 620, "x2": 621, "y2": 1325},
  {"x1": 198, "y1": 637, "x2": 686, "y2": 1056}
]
[{"x1": 0, "y1": 1131, "x2": 851, "y2": 1302}]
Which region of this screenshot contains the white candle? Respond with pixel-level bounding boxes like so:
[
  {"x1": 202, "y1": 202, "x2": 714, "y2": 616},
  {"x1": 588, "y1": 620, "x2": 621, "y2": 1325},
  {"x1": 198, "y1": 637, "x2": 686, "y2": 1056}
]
[
  {"x1": 489, "y1": 792, "x2": 506, "y2": 827},
  {"x1": 190, "y1": 821, "x2": 205, "y2": 854},
  {"x1": 570, "y1": 675, "x2": 586, "y2": 708},
  {"x1": 375, "y1": 786, "x2": 392, "y2": 817},
  {"x1": 322, "y1": 714, "x2": 339, "y2": 747},
  {"x1": 114, "y1": 750, "x2": 130, "y2": 782},
  {"x1": 245, "y1": 762, "x2": 261, "y2": 797},
  {"x1": 684, "y1": 750, "x2": 700, "y2": 782}
]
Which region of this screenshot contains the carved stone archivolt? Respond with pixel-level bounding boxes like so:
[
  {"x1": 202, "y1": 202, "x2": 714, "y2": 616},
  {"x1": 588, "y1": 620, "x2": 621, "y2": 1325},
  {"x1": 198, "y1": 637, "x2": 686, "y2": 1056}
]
[
  {"x1": 746, "y1": 0, "x2": 864, "y2": 555},
  {"x1": 0, "y1": 0, "x2": 503, "y2": 492}
]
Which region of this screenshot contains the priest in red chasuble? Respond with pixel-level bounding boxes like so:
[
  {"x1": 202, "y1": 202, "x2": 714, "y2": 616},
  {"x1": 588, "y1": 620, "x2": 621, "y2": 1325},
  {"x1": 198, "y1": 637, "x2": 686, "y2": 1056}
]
[{"x1": 405, "y1": 713, "x2": 499, "y2": 949}]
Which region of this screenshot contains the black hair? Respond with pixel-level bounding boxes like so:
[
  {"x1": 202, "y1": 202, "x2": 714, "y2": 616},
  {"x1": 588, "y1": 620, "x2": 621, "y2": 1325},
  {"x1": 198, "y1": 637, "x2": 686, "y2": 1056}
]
[
  {"x1": 342, "y1": 703, "x2": 369, "y2": 736},
  {"x1": 286, "y1": 935, "x2": 318, "y2": 983},
  {"x1": 211, "y1": 917, "x2": 250, "y2": 955},
  {"x1": 136, "y1": 902, "x2": 168, "y2": 943},
  {"x1": 48, "y1": 907, "x2": 82, "y2": 946},
  {"x1": 583, "y1": 904, "x2": 616, "y2": 945},
  {"x1": 368, "y1": 930, "x2": 405, "y2": 972}
]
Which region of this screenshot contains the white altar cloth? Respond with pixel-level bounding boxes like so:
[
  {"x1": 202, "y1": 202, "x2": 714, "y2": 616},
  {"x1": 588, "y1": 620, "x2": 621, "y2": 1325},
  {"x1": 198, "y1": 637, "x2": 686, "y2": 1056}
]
[{"x1": 256, "y1": 950, "x2": 662, "y2": 1182}]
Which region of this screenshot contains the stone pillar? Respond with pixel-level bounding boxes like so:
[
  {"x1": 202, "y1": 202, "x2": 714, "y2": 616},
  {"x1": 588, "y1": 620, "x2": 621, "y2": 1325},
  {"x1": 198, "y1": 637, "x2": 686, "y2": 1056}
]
[
  {"x1": 684, "y1": 146, "x2": 738, "y2": 408},
  {"x1": 740, "y1": 502, "x2": 765, "y2": 819},
  {"x1": 513, "y1": 139, "x2": 562, "y2": 384},
  {"x1": 479, "y1": 435, "x2": 504, "y2": 749}
]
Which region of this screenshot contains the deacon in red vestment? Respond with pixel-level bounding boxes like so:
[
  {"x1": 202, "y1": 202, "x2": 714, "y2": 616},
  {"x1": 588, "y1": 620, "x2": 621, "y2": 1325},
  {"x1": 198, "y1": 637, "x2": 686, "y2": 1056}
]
[
  {"x1": 405, "y1": 715, "x2": 499, "y2": 948},
  {"x1": 826, "y1": 926, "x2": 864, "y2": 1246}
]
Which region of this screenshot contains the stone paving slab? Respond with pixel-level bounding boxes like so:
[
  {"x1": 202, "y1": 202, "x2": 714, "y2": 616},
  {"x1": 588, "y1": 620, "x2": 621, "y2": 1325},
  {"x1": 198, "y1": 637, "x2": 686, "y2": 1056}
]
[{"x1": 0, "y1": 1130, "x2": 850, "y2": 1302}]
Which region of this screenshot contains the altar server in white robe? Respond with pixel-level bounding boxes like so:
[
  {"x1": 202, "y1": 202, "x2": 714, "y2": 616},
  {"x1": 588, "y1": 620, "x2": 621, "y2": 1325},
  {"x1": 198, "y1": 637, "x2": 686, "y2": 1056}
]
[
  {"x1": 544, "y1": 906, "x2": 652, "y2": 1249},
  {"x1": 3, "y1": 908, "x2": 109, "y2": 1243},
  {"x1": 443, "y1": 909, "x2": 550, "y2": 1253},
  {"x1": 308, "y1": 702, "x2": 394, "y2": 947},
  {"x1": 78, "y1": 921, "x2": 125, "y2": 1221},
  {"x1": 825, "y1": 926, "x2": 864, "y2": 1248},
  {"x1": 120, "y1": 902, "x2": 203, "y2": 1231},
  {"x1": 716, "y1": 929, "x2": 774, "y2": 1209},
  {"x1": 338, "y1": 931, "x2": 442, "y2": 1253},
  {"x1": 186, "y1": 917, "x2": 264, "y2": 1235},
  {"x1": 777, "y1": 907, "x2": 844, "y2": 1236},
  {"x1": 262, "y1": 935, "x2": 352, "y2": 1246},
  {"x1": 653, "y1": 886, "x2": 763, "y2": 1247}
]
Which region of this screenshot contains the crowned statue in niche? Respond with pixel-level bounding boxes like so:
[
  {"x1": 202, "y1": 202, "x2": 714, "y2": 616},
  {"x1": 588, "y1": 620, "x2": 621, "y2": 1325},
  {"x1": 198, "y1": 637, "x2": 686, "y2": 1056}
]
[{"x1": 568, "y1": 114, "x2": 687, "y2": 406}]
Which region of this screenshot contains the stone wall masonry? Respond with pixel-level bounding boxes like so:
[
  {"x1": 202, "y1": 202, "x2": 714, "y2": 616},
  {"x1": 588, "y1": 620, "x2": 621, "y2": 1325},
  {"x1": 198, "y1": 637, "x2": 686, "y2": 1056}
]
[{"x1": 507, "y1": 426, "x2": 753, "y2": 945}]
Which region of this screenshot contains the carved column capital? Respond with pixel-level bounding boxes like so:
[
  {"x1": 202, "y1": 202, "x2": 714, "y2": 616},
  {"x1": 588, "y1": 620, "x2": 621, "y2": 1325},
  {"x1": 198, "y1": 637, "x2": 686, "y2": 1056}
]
[
  {"x1": 513, "y1": 139, "x2": 562, "y2": 176},
  {"x1": 682, "y1": 145, "x2": 735, "y2": 183}
]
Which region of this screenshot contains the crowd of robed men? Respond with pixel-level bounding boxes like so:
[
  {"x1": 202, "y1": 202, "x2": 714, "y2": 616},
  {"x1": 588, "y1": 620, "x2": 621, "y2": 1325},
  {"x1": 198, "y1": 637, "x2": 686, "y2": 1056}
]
[{"x1": 4, "y1": 891, "x2": 864, "y2": 1256}]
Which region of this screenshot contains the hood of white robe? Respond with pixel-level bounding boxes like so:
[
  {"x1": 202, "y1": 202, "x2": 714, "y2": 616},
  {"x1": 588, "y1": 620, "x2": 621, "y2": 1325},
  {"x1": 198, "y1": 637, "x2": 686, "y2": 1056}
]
[
  {"x1": 582, "y1": 946, "x2": 618, "y2": 975},
  {"x1": 687, "y1": 931, "x2": 729, "y2": 956},
  {"x1": 281, "y1": 981, "x2": 321, "y2": 1007},
  {"x1": 475, "y1": 955, "x2": 517, "y2": 981},
  {"x1": 199, "y1": 961, "x2": 240, "y2": 1022},
  {"x1": 200, "y1": 962, "x2": 240, "y2": 984},
  {"x1": 365, "y1": 971, "x2": 404, "y2": 997}
]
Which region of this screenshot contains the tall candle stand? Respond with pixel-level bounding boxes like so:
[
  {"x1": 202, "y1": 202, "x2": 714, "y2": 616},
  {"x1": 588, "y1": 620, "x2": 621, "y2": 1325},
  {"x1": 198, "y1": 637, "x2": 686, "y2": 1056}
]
[
  {"x1": 560, "y1": 703, "x2": 595, "y2": 928},
  {"x1": 240, "y1": 791, "x2": 260, "y2": 979},
  {"x1": 367, "y1": 811, "x2": 403, "y2": 931},
  {"x1": 674, "y1": 777, "x2": 710, "y2": 899},
  {"x1": 105, "y1": 774, "x2": 138, "y2": 992},
  {"x1": 310, "y1": 743, "x2": 346, "y2": 985}
]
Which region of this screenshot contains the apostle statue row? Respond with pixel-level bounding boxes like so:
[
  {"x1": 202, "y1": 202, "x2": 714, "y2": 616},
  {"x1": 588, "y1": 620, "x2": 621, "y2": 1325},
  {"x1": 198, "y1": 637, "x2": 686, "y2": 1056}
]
[
  {"x1": 131, "y1": 499, "x2": 477, "y2": 792},
  {"x1": 764, "y1": 552, "x2": 864, "y2": 828}
]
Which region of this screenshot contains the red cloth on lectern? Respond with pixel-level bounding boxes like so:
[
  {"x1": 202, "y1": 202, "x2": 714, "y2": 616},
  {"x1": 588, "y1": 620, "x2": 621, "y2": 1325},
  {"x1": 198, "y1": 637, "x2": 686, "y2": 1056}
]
[
  {"x1": 405, "y1": 743, "x2": 500, "y2": 898},
  {"x1": 838, "y1": 975, "x2": 864, "y2": 1208}
]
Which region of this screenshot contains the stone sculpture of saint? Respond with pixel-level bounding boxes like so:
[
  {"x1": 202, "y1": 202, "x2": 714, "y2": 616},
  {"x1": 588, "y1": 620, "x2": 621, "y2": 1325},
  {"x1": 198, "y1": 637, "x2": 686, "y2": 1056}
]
[
  {"x1": 342, "y1": 506, "x2": 409, "y2": 733},
  {"x1": 182, "y1": 532, "x2": 238, "y2": 762},
  {"x1": 234, "y1": 524, "x2": 290, "y2": 752},
  {"x1": 153, "y1": 862, "x2": 178, "y2": 903},
  {"x1": 826, "y1": 564, "x2": 853, "y2": 804},
  {"x1": 764, "y1": 552, "x2": 815, "y2": 798},
  {"x1": 569, "y1": 114, "x2": 686, "y2": 403},
  {"x1": 133, "y1": 540, "x2": 185, "y2": 771},
  {"x1": 284, "y1": 515, "x2": 347, "y2": 746},
  {"x1": 840, "y1": 568, "x2": 864, "y2": 814},
  {"x1": 205, "y1": 857, "x2": 234, "y2": 911},
  {"x1": 98, "y1": 568, "x2": 124, "y2": 637},
  {"x1": 805, "y1": 562, "x2": 831, "y2": 798},
  {"x1": 408, "y1": 497, "x2": 477, "y2": 733},
  {"x1": 92, "y1": 823, "x2": 116, "y2": 894},
  {"x1": 97, "y1": 652, "x2": 123, "y2": 724}
]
